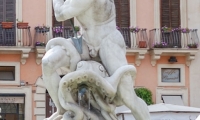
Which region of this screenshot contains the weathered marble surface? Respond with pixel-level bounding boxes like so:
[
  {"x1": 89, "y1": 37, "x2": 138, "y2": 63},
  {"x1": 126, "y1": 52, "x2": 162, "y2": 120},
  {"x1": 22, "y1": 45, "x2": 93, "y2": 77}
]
[{"x1": 41, "y1": 0, "x2": 151, "y2": 119}]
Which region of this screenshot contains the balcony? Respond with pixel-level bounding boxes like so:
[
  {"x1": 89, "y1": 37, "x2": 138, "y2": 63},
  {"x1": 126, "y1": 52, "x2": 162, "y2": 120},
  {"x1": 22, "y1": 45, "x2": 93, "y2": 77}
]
[
  {"x1": 52, "y1": 26, "x2": 74, "y2": 38},
  {"x1": 149, "y1": 28, "x2": 199, "y2": 66},
  {"x1": 0, "y1": 25, "x2": 32, "y2": 64},
  {"x1": 34, "y1": 26, "x2": 150, "y2": 65},
  {"x1": 0, "y1": 25, "x2": 199, "y2": 66},
  {"x1": 34, "y1": 26, "x2": 75, "y2": 64},
  {"x1": 119, "y1": 27, "x2": 149, "y2": 66}
]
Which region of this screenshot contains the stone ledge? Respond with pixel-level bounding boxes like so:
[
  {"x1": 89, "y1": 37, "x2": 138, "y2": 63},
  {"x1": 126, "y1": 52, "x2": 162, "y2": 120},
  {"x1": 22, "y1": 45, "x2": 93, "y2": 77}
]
[
  {"x1": 34, "y1": 93, "x2": 45, "y2": 101},
  {"x1": 36, "y1": 115, "x2": 45, "y2": 120},
  {"x1": 35, "y1": 46, "x2": 46, "y2": 65},
  {"x1": 126, "y1": 48, "x2": 148, "y2": 66},
  {"x1": 150, "y1": 48, "x2": 199, "y2": 66},
  {"x1": 0, "y1": 46, "x2": 32, "y2": 64},
  {"x1": 34, "y1": 108, "x2": 45, "y2": 115}
]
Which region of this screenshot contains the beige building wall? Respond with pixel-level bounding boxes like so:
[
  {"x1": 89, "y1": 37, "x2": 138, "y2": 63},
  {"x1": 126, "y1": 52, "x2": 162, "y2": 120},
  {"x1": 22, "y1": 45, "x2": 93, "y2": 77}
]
[
  {"x1": 1, "y1": 0, "x2": 200, "y2": 120},
  {"x1": 188, "y1": 0, "x2": 200, "y2": 107}
]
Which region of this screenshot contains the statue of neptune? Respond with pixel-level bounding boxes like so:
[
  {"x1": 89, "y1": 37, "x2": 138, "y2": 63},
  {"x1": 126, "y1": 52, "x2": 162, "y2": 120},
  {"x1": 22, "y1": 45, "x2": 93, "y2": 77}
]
[{"x1": 42, "y1": 0, "x2": 151, "y2": 119}]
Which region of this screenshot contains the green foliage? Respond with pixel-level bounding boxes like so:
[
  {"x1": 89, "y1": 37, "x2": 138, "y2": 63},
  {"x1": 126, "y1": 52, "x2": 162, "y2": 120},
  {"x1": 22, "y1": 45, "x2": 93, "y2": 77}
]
[
  {"x1": 74, "y1": 26, "x2": 80, "y2": 32},
  {"x1": 187, "y1": 43, "x2": 198, "y2": 48},
  {"x1": 134, "y1": 87, "x2": 153, "y2": 105}
]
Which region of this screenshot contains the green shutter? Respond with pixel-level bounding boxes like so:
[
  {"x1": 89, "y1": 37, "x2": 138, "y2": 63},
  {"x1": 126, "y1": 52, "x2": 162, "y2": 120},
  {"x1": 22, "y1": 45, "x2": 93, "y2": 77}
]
[{"x1": 161, "y1": 0, "x2": 180, "y2": 28}]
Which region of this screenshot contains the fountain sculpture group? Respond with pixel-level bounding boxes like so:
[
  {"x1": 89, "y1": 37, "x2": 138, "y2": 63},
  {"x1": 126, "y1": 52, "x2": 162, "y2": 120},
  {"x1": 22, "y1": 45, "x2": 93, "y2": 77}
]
[{"x1": 42, "y1": 0, "x2": 151, "y2": 119}]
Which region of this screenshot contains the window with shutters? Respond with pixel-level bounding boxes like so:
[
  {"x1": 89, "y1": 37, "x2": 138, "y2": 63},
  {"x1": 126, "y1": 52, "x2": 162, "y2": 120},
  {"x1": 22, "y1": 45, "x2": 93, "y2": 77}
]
[
  {"x1": 114, "y1": 0, "x2": 130, "y2": 28},
  {"x1": 0, "y1": 0, "x2": 15, "y2": 23},
  {"x1": 160, "y1": 0, "x2": 180, "y2": 28},
  {"x1": 0, "y1": 0, "x2": 16, "y2": 46},
  {"x1": 114, "y1": 0, "x2": 131, "y2": 47}
]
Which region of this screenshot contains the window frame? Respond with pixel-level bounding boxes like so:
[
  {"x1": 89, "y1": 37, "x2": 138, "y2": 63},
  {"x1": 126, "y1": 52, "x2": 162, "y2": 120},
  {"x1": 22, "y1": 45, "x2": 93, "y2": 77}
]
[
  {"x1": 157, "y1": 64, "x2": 185, "y2": 86},
  {"x1": 0, "y1": 87, "x2": 32, "y2": 120},
  {"x1": 0, "y1": 62, "x2": 20, "y2": 85},
  {"x1": 156, "y1": 87, "x2": 188, "y2": 105},
  {"x1": 161, "y1": 68, "x2": 181, "y2": 83},
  {"x1": 161, "y1": 95, "x2": 184, "y2": 105},
  {"x1": 154, "y1": 0, "x2": 187, "y2": 28}
]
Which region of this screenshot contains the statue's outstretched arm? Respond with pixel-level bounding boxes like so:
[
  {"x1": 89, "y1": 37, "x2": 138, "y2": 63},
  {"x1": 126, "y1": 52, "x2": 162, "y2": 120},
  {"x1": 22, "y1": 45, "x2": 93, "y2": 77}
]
[{"x1": 53, "y1": 0, "x2": 94, "y2": 21}]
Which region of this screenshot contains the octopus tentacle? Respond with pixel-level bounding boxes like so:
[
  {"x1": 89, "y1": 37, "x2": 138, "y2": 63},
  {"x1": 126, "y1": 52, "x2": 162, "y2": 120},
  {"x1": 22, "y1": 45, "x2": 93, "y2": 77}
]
[
  {"x1": 45, "y1": 37, "x2": 81, "y2": 71},
  {"x1": 58, "y1": 65, "x2": 136, "y2": 120},
  {"x1": 59, "y1": 65, "x2": 136, "y2": 102}
]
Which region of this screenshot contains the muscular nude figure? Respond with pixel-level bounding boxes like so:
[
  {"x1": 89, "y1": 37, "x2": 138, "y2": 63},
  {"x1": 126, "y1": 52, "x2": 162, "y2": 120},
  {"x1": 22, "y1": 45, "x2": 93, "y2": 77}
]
[{"x1": 43, "y1": 0, "x2": 151, "y2": 119}]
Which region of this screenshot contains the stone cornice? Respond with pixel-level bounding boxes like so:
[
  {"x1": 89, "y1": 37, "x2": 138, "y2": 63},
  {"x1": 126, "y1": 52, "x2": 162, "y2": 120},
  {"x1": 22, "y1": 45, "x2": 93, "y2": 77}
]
[
  {"x1": 126, "y1": 48, "x2": 148, "y2": 66},
  {"x1": 0, "y1": 47, "x2": 31, "y2": 64},
  {"x1": 35, "y1": 46, "x2": 46, "y2": 65},
  {"x1": 150, "y1": 48, "x2": 199, "y2": 66}
]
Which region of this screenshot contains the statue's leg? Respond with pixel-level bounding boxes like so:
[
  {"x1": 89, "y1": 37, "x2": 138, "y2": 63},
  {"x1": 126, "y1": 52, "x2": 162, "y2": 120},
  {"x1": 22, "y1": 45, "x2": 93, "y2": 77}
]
[
  {"x1": 118, "y1": 75, "x2": 151, "y2": 120},
  {"x1": 99, "y1": 30, "x2": 151, "y2": 120},
  {"x1": 42, "y1": 46, "x2": 72, "y2": 120},
  {"x1": 99, "y1": 33, "x2": 127, "y2": 75},
  {"x1": 42, "y1": 72, "x2": 65, "y2": 120}
]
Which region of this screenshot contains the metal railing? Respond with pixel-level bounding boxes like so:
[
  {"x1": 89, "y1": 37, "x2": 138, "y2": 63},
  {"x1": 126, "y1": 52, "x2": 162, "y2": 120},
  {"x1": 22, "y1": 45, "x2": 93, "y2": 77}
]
[
  {"x1": 119, "y1": 27, "x2": 131, "y2": 48},
  {"x1": 0, "y1": 25, "x2": 32, "y2": 46},
  {"x1": 1, "y1": 25, "x2": 199, "y2": 50},
  {"x1": 17, "y1": 26, "x2": 32, "y2": 46},
  {"x1": 52, "y1": 26, "x2": 149, "y2": 49},
  {"x1": 52, "y1": 27, "x2": 74, "y2": 38},
  {"x1": 149, "y1": 28, "x2": 199, "y2": 48},
  {"x1": 118, "y1": 27, "x2": 148, "y2": 48},
  {"x1": 0, "y1": 26, "x2": 16, "y2": 46}
]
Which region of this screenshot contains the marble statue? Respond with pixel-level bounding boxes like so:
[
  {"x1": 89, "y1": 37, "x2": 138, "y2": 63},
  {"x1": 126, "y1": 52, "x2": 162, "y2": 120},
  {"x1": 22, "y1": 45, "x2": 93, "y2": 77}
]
[{"x1": 42, "y1": 0, "x2": 151, "y2": 119}]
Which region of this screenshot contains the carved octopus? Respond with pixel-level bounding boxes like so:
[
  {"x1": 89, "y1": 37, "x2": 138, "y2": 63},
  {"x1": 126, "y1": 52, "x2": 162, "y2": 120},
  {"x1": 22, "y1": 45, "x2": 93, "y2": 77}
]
[{"x1": 42, "y1": 38, "x2": 150, "y2": 120}]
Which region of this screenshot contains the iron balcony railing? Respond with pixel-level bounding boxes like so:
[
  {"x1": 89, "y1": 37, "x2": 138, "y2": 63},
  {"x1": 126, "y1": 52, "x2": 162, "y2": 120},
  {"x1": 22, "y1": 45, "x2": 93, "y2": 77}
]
[
  {"x1": 52, "y1": 26, "x2": 74, "y2": 38},
  {"x1": 0, "y1": 25, "x2": 32, "y2": 46},
  {"x1": 0, "y1": 26, "x2": 16, "y2": 46},
  {"x1": 1, "y1": 25, "x2": 148, "y2": 49},
  {"x1": 52, "y1": 27, "x2": 149, "y2": 49},
  {"x1": 118, "y1": 27, "x2": 149, "y2": 48},
  {"x1": 34, "y1": 26, "x2": 74, "y2": 47},
  {"x1": 149, "y1": 28, "x2": 199, "y2": 49}
]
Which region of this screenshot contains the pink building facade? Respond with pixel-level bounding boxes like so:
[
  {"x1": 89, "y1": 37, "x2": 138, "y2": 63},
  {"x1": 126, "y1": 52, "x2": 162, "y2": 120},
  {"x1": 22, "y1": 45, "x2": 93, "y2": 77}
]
[{"x1": 0, "y1": 0, "x2": 200, "y2": 120}]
